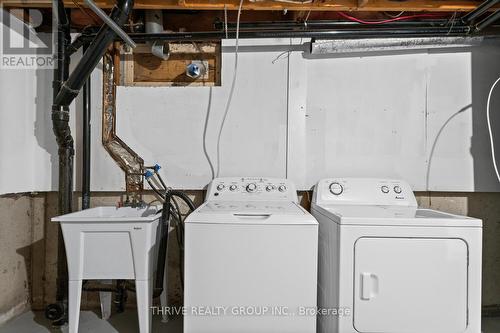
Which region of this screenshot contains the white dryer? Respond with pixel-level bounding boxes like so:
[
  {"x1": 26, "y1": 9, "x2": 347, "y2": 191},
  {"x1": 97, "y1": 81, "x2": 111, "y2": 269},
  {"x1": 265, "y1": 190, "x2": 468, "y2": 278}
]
[
  {"x1": 311, "y1": 178, "x2": 482, "y2": 333},
  {"x1": 184, "y1": 177, "x2": 318, "y2": 333}
]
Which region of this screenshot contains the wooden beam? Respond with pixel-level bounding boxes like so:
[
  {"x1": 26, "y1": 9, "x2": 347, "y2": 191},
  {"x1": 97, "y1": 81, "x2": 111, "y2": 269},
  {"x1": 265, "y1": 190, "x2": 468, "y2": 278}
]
[{"x1": 0, "y1": 0, "x2": 490, "y2": 12}]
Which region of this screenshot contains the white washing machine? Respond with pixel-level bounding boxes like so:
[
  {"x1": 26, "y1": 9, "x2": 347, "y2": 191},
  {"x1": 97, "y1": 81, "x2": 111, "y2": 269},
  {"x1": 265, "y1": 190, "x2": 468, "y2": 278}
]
[
  {"x1": 184, "y1": 177, "x2": 318, "y2": 333},
  {"x1": 311, "y1": 178, "x2": 482, "y2": 333}
]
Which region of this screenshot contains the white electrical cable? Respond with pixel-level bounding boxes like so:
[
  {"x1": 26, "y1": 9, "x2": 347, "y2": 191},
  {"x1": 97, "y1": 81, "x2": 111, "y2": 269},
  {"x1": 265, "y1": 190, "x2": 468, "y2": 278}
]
[
  {"x1": 487, "y1": 76, "x2": 500, "y2": 183},
  {"x1": 215, "y1": 0, "x2": 244, "y2": 178}
]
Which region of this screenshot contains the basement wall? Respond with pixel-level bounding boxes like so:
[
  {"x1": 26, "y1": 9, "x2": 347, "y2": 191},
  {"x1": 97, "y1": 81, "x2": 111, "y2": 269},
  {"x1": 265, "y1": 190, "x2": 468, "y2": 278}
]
[
  {"x1": 0, "y1": 193, "x2": 44, "y2": 325},
  {"x1": 4, "y1": 40, "x2": 500, "y2": 194},
  {"x1": 1, "y1": 190, "x2": 499, "y2": 324}
]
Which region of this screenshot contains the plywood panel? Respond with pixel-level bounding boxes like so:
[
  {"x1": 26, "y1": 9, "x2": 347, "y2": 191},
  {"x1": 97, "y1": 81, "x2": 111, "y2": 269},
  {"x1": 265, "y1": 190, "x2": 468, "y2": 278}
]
[{"x1": 121, "y1": 42, "x2": 221, "y2": 87}]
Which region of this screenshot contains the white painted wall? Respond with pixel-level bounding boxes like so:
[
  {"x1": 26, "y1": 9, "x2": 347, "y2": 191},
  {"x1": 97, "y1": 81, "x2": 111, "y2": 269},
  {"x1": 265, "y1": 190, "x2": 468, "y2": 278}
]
[{"x1": 2, "y1": 38, "x2": 500, "y2": 193}]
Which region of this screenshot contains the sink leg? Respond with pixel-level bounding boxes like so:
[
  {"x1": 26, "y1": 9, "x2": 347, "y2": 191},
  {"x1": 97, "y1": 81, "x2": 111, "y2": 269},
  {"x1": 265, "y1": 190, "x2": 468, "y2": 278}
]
[
  {"x1": 136, "y1": 278, "x2": 153, "y2": 333},
  {"x1": 68, "y1": 280, "x2": 82, "y2": 333}
]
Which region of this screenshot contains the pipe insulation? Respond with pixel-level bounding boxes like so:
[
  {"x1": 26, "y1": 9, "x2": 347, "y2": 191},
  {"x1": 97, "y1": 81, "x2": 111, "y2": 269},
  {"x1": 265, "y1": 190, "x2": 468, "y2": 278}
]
[{"x1": 310, "y1": 36, "x2": 484, "y2": 54}]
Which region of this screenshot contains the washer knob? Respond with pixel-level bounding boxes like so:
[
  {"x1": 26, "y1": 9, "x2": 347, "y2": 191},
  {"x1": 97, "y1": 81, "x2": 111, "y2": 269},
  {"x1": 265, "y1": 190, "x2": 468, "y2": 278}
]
[
  {"x1": 246, "y1": 183, "x2": 257, "y2": 193},
  {"x1": 329, "y1": 182, "x2": 344, "y2": 195},
  {"x1": 278, "y1": 185, "x2": 287, "y2": 192},
  {"x1": 266, "y1": 185, "x2": 275, "y2": 192},
  {"x1": 394, "y1": 185, "x2": 402, "y2": 194},
  {"x1": 216, "y1": 184, "x2": 225, "y2": 191},
  {"x1": 229, "y1": 185, "x2": 237, "y2": 191},
  {"x1": 381, "y1": 185, "x2": 390, "y2": 194}
]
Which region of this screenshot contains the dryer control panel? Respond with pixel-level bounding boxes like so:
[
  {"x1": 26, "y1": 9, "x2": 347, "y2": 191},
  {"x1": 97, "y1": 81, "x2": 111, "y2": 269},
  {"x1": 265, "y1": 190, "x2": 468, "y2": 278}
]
[
  {"x1": 313, "y1": 178, "x2": 417, "y2": 207},
  {"x1": 206, "y1": 177, "x2": 298, "y2": 202}
]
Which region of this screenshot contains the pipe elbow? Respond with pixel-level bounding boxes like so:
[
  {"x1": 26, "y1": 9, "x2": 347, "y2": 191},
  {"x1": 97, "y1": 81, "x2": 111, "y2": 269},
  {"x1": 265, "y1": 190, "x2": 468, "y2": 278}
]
[{"x1": 52, "y1": 106, "x2": 75, "y2": 152}]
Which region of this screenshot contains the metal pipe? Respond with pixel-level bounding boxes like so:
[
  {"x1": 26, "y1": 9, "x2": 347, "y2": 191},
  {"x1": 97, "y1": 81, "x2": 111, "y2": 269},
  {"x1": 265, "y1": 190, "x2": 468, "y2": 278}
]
[
  {"x1": 476, "y1": 9, "x2": 500, "y2": 31},
  {"x1": 463, "y1": 0, "x2": 500, "y2": 24},
  {"x1": 145, "y1": 10, "x2": 170, "y2": 60},
  {"x1": 215, "y1": 19, "x2": 453, "y2": 30},
  {"x1": 121, "y1": 26, "x2": 472, "y2": 41},
  {"x1": 82, "y1": 43, "x2": 91, "y2": 210},
  {"x1": 72, "y1": 22, "x2": 499, "y2": 46},
  {"x1": 83, "y1": 0, "x2": 136, "y2": 48}
]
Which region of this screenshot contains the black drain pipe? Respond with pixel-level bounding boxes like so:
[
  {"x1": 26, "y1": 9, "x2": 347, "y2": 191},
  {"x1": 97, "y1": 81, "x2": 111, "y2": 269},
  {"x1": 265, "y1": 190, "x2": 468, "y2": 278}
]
[
  {"x1": 52, "y1": 0, "x2": 133, "y2": 214},
  {"x1": 47, "y1": 0, "x2": 134, "y2": 323},
  {"x1": 48, "y1": 2, "x2": 71, "y2": 324},
  {"x1": 476, "y1": 9, "x2": 500, "y2": 31},
  {"x1": 52, "y1": 0, "x2": 72, "y2": 216},
  {"x1": 52, "y1": 0, "x2": 133, "y2": 215},
  {"x1": 82, "y1": 43, "x2": 91, "y2": 210},
  {"x1": 463, "y1": 0, "x2": 500, "y2": 25}
]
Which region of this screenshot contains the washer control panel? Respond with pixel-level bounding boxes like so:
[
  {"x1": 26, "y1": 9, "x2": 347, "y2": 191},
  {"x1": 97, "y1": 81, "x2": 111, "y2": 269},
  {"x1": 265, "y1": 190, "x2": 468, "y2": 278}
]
[
  {"x1": 206, "y1": 177, "x2": 297, "y2": 202},
  {"x1": 313, "y1": 178, "x2": 417, "y2": 207}
]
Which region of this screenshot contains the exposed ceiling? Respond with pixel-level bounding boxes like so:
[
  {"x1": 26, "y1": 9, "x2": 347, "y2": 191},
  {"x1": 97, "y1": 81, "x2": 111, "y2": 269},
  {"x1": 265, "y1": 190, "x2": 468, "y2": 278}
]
[{"x1": 0, "y1": 0, "x2": 493, "y2": 11}]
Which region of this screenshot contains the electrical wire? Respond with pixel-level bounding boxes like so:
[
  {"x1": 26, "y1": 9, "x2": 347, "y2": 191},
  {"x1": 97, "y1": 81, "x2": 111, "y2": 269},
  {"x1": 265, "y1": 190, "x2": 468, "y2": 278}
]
[
  {"x1": 215, "y1": 0, "x2": 244, "y2": 178},
  {"x1": 337, "y1": 11, "x2": 440, "y2": 25},
  {"x1": 203, "y1": 88, "x2": 216, "y2": 179},
  {"x1": 224, "y1": 4, "x2": 228, "y2": 39},
  {"x1": 384, "y1": 11, "x2": 405, "y2": 19},
  {"x1": 487, "y1": 76, "x2": 500, "y2": 183}
]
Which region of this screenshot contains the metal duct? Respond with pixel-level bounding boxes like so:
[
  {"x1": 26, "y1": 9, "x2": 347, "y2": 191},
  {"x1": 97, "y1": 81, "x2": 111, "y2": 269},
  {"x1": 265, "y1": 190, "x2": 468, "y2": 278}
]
[
  {"x1": 145, "y1": 10, "x2": 170, "y2": 60},
  {"x1": 102, "y1": 47, "x2": 144, "y2": 204},
  {"x1": 310, "y1": 36, "x2": 484, "y2": 54}
]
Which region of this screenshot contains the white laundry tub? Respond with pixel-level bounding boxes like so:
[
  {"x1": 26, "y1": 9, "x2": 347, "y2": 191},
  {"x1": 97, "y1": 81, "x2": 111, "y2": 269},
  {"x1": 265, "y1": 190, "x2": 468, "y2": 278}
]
[{"x1": 52, "y1": 206, "x2": 163, "y2": 333}]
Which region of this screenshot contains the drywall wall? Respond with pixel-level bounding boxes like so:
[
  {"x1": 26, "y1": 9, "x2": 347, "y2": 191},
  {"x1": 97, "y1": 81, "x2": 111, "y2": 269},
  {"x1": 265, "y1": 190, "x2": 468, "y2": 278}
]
[
  {"x1": 288, "y1": 42, "x2": 500, "y2": 191},
  {"x1": 2, "y1": 38, "x2": 500, "y2": 193}
]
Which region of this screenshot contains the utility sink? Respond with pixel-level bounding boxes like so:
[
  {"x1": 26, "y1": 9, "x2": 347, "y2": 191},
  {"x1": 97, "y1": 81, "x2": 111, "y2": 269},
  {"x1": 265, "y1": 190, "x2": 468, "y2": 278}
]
[{"x1": 52, "y1": 206, "x2": 163, "y2": 333}]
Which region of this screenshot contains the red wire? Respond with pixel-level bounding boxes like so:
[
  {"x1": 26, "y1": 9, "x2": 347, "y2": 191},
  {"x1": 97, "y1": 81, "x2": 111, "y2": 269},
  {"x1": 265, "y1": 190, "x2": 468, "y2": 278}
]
[{"x1": 337, "y1": 12, "x2": 441, "y2": 24}]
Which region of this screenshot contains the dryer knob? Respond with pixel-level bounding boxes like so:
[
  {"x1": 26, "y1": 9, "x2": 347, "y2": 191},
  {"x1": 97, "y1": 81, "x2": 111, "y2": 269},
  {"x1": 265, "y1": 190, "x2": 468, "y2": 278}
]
[
  {"x1": 246, "y1": 183, "x2": 257, "y2": 193},
  {"x1": 216, "y1": 184, "x2": 225, "y2": 191},
  {"x1": 394, "y1": 185, "x2": 402, "y2": 194},
  {"x1": 329, "y1": 182, "x2": 344, "y2": 195},
  {"x1": 381, "y1": 185, "x2": 390, "y2": 194},
  {"x1": 278, "y1": 185, "x2": 287, "y2": 192},
  {"x1": 266, "y1": 185, "x2": 275, "y2": 192}
]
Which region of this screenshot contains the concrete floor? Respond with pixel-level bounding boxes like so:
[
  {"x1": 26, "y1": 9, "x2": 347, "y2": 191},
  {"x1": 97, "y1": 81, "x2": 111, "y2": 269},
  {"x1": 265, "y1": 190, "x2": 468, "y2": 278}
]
[
  {"x1": 1, "y1": 311, "x2": 500, "y2": 333},
  {"x1": 0, "y1": 311, "x2": 182, "y2": 333}
]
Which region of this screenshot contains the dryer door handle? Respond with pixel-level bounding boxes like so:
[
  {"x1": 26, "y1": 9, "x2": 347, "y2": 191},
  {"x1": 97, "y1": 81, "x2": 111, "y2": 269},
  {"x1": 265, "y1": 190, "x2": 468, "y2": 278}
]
[{"x1": 361, "y1": 272, "x2": 379, "y2": 300}]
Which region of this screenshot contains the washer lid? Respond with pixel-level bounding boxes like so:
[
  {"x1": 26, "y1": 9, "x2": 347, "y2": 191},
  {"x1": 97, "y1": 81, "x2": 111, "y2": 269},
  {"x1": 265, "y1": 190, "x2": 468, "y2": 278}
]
[
  {"x1": 186, "y1": 201, "x2": 318, "y2": 225},
  {"x1": 312, "y1": 204, "x2": 481, "y2": 227}
]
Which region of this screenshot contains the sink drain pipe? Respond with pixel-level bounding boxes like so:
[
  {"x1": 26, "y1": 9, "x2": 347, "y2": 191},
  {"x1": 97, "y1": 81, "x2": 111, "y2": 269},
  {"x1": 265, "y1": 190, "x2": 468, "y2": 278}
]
[
  {"x1": 52, "y1": 0, "x2": 134, "y2": 214},
  {"x1": 48, "y1": 0, "x2": 134, "y2": 324}
]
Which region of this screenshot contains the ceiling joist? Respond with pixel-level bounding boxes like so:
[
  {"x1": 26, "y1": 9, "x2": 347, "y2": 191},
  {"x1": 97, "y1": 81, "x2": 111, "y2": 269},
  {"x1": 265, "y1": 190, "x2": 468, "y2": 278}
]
[{"x1": 0, "y1": 0, "x2": 493, "y2": 12}]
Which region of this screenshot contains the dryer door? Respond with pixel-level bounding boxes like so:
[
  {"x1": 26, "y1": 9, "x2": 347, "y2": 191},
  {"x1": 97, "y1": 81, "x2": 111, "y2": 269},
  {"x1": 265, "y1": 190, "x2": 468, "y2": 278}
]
[{"x1": 353, "y1": 237, "x2": 468, "y2": 333}]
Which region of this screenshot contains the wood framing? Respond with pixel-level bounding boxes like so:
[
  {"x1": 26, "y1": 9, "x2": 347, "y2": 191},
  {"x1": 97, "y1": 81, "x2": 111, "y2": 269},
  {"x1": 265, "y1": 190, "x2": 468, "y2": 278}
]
[
  {"x1": 120, "y1": 42, "x2": 221, "y2": 87},
  {"x1": 0, "y1": 0, "x2": 492, "y2": 12}
]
